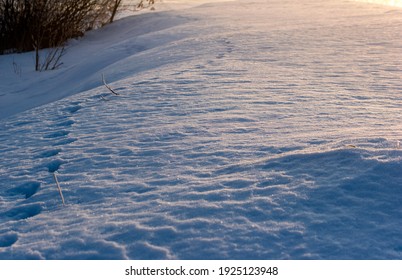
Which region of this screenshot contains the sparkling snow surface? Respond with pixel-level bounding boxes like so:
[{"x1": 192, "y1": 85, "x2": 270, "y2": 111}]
[{"x1": 1, "y1": 0, "x2": 402, "y2": 259}]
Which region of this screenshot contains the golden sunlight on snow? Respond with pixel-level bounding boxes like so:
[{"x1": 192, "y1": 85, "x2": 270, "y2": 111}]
[{"x1": 355, "y1": 0, "x2": 402, "y2": 7}]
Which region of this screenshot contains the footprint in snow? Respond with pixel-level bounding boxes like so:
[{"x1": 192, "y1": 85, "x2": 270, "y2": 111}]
[
  {"x1": 38, "y1": 149, "x2": 61, "y2": 159},
  {"x1": 43, "y1": 130, "x2": 70, "y2": 139},
  {"x1": 52, "y1": 137, "x2": 77, "y2": 146},
  {"x1": 0, "y1": 233, "x2": 18, "y2": 248},
  {"x1": 64, "y1": 104, "x2": 82, "y2": 114},
  {"x1": 55, "y1": 119, "x2": 75, "y2": 127},
  {"x1": 5, "y1": 203, "x2": 42, "y2": 220},
  {"x1": 6, "y1": 181, "x2": 41, "y2": 199},
  {"x1": 46, "y1": 159, "x2": 64, "y2": 173}
]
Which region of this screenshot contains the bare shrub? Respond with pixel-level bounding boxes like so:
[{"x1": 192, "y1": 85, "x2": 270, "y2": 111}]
[{"x1": 0, "y1": 0, "x2": 156, "y2": 70}]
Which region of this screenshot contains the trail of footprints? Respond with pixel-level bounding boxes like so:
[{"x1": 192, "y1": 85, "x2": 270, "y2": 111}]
[
  {"x1": 41, "y1": 102, "x2": 81, "y2": 172},
  {"x1": 1, "y1": 102, "x2": 82, "y2": 248},
  {"x1": 1, "y1": 81, "x2": 125, "y2": 248},
  {"x1": 215, "y1": 37, "x2": 234, "y2": 60}
]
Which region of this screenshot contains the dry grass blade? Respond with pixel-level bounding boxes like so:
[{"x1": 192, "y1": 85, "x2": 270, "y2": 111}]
[
  {"x1": 53, "y1": 172, "x2": 66, "y2": 206},
  {"x1": 102, "y1": 73, "x2": 119, "y2": 95}
]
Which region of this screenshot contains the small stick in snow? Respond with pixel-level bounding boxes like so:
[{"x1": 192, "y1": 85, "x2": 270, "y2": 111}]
[
  {"x1": 102, "y1": 73, "x2": 119, "y2": 95},
  {"x1": 53, "y1": 172, "x2": 66, "y2": 206}
]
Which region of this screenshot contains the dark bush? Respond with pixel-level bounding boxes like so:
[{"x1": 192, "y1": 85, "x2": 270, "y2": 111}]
[
  {"x1": 0, "y1": 0, "x2": 155, "y2": 70},
  {"x1": 1, "y1": 0, "x2": 95, "y2": 53},
  {"x1": 0, "y1": 0, "x2": 155, "y2": 54}
]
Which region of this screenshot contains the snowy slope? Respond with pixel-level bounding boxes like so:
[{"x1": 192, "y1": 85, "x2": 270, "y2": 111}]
[
  {"x1": 1, "y1": 0, "x2": 402, "y2": 259},
  {"x1": 0, "y1": 0, "x2": 234, "y2": 120}
]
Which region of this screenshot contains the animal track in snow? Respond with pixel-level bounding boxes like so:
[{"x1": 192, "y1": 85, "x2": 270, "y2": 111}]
[
  {"x1": 0, "y1": 233, "x2": 18, "y2": 247},
  {"x1": 46, "y1": 159, "x2": 64, "y2": 173},
  {"x1": 215, "y1": 37, "x2": 234, "y2": 59},
  {"x1": 64, "y1": 105, "x2": 82, "y2": 114},
  {"x1": 5, "y1": 203, "x2": 42, "y2": 220},
  {"x1": 6, "y1": 181, "x2": 41, "y2": 199},
  {"x1": 53, "y1": 137, "x2": 77, "y2": 146},
  {"x1": 43, "y1": 130, "x2": 70, "y2": 139},
  {"x1": 55, "y1": 119, "x2": 75, "y2": 127},
  {"x1": 38, "y1": 149, "x2": 61, "y2": 158}
]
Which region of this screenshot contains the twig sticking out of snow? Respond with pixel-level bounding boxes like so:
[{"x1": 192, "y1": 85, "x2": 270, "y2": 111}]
[
  {"x1": 102, "y1": 74, "x2": 119, "y2": 95},
  {"x1": 53, "y1": 172, "x2": 66, "y2": 206}
]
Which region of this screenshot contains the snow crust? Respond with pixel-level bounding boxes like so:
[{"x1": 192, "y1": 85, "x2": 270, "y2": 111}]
[{"x1": 1, "y1": 0, "x2": 402, "y2": 259}]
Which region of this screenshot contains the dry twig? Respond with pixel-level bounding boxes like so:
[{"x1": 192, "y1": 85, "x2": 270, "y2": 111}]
[
  {"x1": 102, "y1": 73, "x2": 119, "y2": 95},
  {"x1": 53, "y1": 172, "x2": 66, "y2": 206}
]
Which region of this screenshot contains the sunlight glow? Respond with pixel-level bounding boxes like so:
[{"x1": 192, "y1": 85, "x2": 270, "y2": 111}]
[{"x1": 355, "y1": 0, "x2": 402, "y2": 7}]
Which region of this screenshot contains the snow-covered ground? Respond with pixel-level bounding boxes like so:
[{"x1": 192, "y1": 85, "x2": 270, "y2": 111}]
[
  {"x1": 1, "y1": 0, "x2": 402, "y2": 259},
  {"x1": 357, "y1": 0, "x2": 402, "y2": 7}
]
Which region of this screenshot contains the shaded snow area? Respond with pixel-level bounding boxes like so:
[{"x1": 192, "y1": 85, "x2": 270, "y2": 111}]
[{"x1": 1, "y1": 0, "x2": 402, "y2": 259}]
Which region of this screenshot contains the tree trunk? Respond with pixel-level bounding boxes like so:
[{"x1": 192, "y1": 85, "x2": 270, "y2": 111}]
[{"x1": 109, "y1": 0, "x2": 121, "y2": 23}]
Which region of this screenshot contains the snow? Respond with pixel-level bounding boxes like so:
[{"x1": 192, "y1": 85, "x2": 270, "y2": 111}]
[
  {"x1": 1, "y1": 0, "x2": 402, "y2": 259},
  {"x1": 356, "y1": 0, "x2": 402, "y2": 7}
]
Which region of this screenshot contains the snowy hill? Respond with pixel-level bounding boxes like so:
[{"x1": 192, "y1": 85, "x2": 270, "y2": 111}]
[{"x1": 1, "y1": 0, "x2": 402, "y2": 259}]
